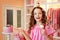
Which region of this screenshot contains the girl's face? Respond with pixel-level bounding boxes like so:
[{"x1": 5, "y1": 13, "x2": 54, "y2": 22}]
[{"x1": 34, "y1": 8, "x2": 42, "y2": 22}]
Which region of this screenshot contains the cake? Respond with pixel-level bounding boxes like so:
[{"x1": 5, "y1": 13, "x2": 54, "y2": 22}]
[{"x1": 3, "y1": 26, "x2": 13, "y2": 33}]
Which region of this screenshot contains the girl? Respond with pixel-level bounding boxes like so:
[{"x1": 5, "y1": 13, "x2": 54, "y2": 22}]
[{"x1": 14, "y1": 7, "x2": 55, "y2": 40}]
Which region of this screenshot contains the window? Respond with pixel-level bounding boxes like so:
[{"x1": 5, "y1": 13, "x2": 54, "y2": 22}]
[
  {"x1": 7, "y1": 10, "x2": 13, "y2": 25},
  {"x1": 17, "y1": 10, "x2": 21, "y2": 27},
  {"x1": 3, "y1": 6, "x2": 22, "y2": 28}
]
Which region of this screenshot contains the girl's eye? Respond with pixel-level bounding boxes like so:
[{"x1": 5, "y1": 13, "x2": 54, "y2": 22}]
[{"x1": 34, "y1": 13, "x2": 42, "y2": 15}]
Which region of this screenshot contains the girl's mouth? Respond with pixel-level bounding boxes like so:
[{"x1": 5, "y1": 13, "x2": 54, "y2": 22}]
[{"x1": 36, "y1": 17, "x2": 40, "y2": 19}]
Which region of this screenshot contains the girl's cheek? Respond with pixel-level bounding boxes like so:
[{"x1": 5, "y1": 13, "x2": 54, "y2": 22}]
[{"x1": 34, "y1": 15, "x2": 36, "y2": 18}]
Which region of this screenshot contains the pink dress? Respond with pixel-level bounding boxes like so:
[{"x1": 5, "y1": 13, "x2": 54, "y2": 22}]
[
  {"x1": 30, "y1": 25, "x2": 55, "y2": 40},
  {"x1": 14, "y1": 25, "x2": 55, "y2": 40}
]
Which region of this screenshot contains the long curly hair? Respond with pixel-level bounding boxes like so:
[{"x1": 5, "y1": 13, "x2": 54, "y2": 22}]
[{"x1": 28, "y1": 7, "x2": 47, "y2": 33}]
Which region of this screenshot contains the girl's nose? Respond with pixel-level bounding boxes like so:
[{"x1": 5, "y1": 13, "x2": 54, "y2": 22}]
[{"x1": 37, "y1": 14, "x2": 39, "y2": 17}]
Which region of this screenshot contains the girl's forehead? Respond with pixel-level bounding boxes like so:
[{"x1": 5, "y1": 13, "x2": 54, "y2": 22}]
[{"x1": 34, "y1": 8, "x2": 42, "y2": 13}]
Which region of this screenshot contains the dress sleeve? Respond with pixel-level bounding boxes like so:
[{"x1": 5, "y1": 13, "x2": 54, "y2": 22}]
[{"x1": 45, "y1": 25, "x2": 55, "y2": 35}]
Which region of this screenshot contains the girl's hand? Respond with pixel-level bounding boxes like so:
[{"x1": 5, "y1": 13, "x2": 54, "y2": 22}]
[
  {"x1": 41, "y1": 29, "x2": 45, "y2": 35},
  {"x1": 13, "y1": 27, "x2": 19, "y2": 34},
  {"x1": 18, "y1": 28, "x2": 25, "y2": 37},
  {"x1": 40, "y1": 25, "x2": 45, "y2": 35}
]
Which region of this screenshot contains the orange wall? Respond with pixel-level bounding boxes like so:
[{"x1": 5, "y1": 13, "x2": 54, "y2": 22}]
[{"x1": 0, "y1": 0, "x2": 24, "y2": 40}]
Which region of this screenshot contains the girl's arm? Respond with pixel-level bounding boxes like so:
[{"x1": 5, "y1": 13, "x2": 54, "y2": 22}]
[
  {"x1": 19, "y1": 29, "x2": 32, "y2": 40},
  {"x1": 13, "y1": 27, "x2": 31, "y2": 40},
  {"x1": 45, "y1": 25, "x2": 55, "y2": 40}
]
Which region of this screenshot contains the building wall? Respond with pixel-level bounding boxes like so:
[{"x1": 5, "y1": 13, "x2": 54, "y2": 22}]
[{"x1": 0, "y1": 0, "x2": 24, "y2": 40}]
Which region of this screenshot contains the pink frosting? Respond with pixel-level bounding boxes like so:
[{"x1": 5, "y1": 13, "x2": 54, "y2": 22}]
[{"x1": 3, "y1": 27, "x2": 13, "y2": 33}]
